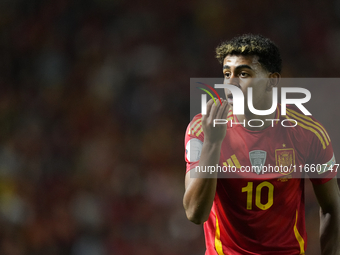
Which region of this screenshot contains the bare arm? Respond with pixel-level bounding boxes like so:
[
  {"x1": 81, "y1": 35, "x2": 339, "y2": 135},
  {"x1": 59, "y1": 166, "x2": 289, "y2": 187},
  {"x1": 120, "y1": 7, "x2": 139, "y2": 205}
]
[
  {"x1": 312, "y1": 177, "x2": 340, "y2": 255},
  {"x1": 183, "y1": 98, "x2": 229, "y2": 224}
]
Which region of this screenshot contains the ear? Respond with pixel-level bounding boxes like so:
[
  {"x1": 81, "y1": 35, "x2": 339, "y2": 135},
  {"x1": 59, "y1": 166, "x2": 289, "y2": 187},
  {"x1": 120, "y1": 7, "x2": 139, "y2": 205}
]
[{"x1": 267, "y1": 72, "x2": 280, "y2": 89}]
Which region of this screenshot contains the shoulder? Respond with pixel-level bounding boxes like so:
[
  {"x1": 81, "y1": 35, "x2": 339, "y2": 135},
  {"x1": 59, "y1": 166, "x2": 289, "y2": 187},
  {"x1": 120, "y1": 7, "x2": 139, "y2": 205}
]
[
  {"x1": 283, "y1": 105, "x2": 331, "y2": 150},
  {"x1": 186, "y1": 114, "x2": 203, "y2": 138},
  {"x1": 284, "y1": 104, "x2": 322, "y2": 125},
  {"x1": 185, "y1": 114, "x2": 204, "y2": 163}
]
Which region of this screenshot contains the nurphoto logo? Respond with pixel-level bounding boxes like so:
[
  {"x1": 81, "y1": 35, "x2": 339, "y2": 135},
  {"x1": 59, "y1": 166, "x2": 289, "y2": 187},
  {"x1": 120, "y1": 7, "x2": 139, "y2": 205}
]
[{"x1": 198, "y1": 82, "x2": 312, "y2": 128}]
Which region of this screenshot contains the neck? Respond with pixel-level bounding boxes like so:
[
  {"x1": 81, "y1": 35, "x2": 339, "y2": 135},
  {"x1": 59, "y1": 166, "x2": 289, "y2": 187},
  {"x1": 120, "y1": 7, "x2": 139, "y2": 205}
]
[
  {"x1": 236, "y1": 108, "x2": 277, "y2": 131},
  {"x1": 236, "y1": 91, "x2": 277, "y2": 130}
]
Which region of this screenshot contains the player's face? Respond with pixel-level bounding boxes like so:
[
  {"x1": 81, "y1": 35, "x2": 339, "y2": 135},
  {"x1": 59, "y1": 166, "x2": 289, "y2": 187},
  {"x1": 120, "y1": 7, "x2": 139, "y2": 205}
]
[{"x1": 223, "y1": 55, "x2": 272, "y2": 113}]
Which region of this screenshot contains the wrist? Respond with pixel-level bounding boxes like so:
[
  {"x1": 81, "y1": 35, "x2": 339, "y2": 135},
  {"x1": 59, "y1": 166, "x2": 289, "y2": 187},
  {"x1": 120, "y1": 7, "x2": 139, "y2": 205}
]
[{"x1": 203, "y1": 140, "x2": 223, "y2": 147}]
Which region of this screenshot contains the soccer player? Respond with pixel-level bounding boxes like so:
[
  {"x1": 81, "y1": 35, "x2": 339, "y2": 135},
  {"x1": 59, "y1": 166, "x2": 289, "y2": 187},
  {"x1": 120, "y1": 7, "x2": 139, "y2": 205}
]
[{"x1": 183, "y1": 34, "x2": 340, "y2": 255}]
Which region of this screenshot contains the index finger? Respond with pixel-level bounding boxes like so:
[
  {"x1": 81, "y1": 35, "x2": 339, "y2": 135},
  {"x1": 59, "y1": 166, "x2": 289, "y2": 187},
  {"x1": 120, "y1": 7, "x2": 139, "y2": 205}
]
[{"x1": 203, "y1": 98, "x2": 216, "y2": 118}]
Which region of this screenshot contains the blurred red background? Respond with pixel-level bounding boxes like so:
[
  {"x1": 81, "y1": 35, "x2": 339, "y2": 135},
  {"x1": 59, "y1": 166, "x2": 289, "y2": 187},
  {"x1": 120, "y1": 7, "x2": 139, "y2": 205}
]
[{"x1": 0, "y1": 0, "x2": 339, "y2": 254}]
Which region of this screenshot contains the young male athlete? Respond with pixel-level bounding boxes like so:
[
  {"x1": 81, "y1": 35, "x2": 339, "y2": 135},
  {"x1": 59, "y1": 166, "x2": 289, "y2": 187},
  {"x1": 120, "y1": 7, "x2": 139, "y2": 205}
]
[{"x1": 183, "y1": 34, "x2": 340, "y2": 255}]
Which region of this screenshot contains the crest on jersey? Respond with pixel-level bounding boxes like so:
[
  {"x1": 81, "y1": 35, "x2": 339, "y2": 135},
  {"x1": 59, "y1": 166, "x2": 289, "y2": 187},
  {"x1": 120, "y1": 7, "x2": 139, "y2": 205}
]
[
  {"x1": 249, "y1": 150, "x2": 267, "y2": 174},
  {"x1": 275, "y1": 148, "x2": 295, "y2": 175}
]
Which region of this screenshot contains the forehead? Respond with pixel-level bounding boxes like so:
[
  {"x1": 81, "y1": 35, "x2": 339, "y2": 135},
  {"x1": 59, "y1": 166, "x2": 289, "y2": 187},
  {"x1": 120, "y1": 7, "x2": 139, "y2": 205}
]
[{"x1": 223, "y1": 54, "x2": 260, "y2": 68}]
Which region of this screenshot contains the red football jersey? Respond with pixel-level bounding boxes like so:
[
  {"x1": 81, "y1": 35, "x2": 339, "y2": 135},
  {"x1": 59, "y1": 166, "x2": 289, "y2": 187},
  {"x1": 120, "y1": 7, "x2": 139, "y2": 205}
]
[{"x1": 184, "y1": 105, "x2": 337, "y2": 255}]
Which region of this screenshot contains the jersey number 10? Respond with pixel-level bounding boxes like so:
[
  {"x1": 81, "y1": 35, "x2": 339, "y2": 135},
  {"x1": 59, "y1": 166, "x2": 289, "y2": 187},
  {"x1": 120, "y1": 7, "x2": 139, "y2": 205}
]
[{"x1": 242, "y1": 181, "x2": 274, "y2": 210}]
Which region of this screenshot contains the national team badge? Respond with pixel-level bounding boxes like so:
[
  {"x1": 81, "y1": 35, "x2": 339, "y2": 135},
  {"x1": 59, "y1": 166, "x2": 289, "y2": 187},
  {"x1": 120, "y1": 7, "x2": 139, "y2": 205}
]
[
  {"x1": 249, "y1": 150, "x2": 267, "y2": 175},
  {"x1": 275, "y1": 148, "x2": 295, "y2": 175}
]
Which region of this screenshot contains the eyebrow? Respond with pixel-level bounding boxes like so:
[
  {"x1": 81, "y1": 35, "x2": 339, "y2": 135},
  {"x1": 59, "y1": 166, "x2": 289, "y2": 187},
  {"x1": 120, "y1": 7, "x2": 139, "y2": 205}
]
[{"x1": 223, "y1": 64, "x2": 254, "y2": 71}]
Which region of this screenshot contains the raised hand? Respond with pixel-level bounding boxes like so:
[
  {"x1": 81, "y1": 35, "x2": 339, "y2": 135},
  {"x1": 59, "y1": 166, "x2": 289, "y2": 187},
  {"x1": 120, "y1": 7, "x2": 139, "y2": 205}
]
[{"x1": 201, "y1": 98, "x2": 230, "y2": 144}]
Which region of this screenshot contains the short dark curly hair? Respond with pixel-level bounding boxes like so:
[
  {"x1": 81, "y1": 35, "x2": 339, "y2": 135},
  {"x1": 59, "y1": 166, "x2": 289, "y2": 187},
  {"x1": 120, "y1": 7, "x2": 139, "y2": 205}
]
[{"x1": 216, "y1": 34, "x2": 282, "y2": 73}]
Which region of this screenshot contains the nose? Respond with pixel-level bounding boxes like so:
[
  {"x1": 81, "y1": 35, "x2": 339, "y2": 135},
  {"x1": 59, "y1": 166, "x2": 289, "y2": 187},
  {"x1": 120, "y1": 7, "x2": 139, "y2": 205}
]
[{"x1": 224, "y1": 74, "x2": 240, "y2": 87}]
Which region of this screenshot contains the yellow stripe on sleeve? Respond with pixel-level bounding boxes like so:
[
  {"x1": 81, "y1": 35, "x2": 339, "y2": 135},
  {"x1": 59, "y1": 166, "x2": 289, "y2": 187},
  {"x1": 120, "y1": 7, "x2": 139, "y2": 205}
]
[
  {"x1": 286, "y1": 109, "x2": 329, "y2": 145},
  {"x1": 227, "y1": 109, "x2": 233, "y2": 118},
  {"x1": 215, "y1": 214, "x2": 225, "y2": 255},
  {"x1": 293, "y1": 210, "x2": 305, "y2": 254},
  {"x1": 188, "y1": 119, "x2": 201, "y2": 135},
  {"x1": 191, "y1": 119, "x2": 202, "y2": 137},
  {"x1": 191, "y1": 118, "x2": 201, "y2": 129},
  {"x1": 286, "y1": 108, "x2": 330, "y2": 141},
  {"x1": 192, "y1": 121, "x2": 202, "y2": 133},
  {"x1": 195, "y1": 128, "x2": 203, "y2": 137},
  {"x1": 284, "y1": 115, "x2": 326, "y2": 149}
]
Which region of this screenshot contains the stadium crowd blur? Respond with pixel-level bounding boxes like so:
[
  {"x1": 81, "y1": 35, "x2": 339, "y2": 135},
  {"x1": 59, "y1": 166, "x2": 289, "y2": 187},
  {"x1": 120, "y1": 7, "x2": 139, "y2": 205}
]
[{"x1": 0, "y1": 0, "x2": 340, "y2": 254}]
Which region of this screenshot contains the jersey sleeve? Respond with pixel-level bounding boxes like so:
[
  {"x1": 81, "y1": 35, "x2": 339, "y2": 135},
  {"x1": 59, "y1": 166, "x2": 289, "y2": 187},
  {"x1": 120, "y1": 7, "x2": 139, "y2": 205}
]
[
  {"x1": 184, "y1": 114, "x2": 204, "y2": 173},
  {"x1": 305, "y1": 119, "x2": 337, "y2": 185}
]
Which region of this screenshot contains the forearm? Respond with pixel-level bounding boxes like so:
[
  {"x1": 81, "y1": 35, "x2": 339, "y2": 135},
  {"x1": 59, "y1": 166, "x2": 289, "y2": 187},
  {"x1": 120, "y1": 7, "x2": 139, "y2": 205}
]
[
  {"x1": 320, "y1": 208, "x2": 340, "y2": 255},
  {"x1": 183, "y1": 141, "x2": 222, "y2": 224}
]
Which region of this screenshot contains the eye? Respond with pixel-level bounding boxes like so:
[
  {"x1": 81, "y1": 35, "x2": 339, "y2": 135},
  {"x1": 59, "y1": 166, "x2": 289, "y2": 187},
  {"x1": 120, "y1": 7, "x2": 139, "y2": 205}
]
[
  {"x1": 239, "y1": 72, "x2": 249, "y2": 78},
  {"x1": 224, "y1": 72, "x2": 231, "y2": 78}
]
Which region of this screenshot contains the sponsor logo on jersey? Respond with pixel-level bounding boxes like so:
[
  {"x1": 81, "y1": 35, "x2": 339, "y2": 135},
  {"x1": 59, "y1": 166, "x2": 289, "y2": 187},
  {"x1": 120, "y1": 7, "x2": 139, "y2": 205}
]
[
  {"x1": 249, "y1": 150, "x2": 267, "y2": 174},
  {"x1": 223, "y1": 154, "x2": 241, "y2": 169}
]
